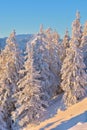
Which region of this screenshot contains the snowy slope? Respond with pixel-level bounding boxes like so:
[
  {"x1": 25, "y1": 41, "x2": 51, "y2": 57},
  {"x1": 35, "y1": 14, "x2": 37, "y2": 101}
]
[{"x1": 27, "y1": 96, "x2": 87, "y2": 130}]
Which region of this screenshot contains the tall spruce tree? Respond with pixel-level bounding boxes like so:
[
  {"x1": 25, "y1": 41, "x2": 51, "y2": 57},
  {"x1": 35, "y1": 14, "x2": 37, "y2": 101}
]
[
  {"x1": 81, "y1": 21, "x2": 87, "y2": 72},
  {"x1": 0, "y1": 30, "x2": 23, "y2": 129},
  {"x1": 61, "y1": 11, "x2": 87, "y2": 107},
  {"x1": 11, "y1": 34, "x2": 50, "y2": 129},
  {"x1": 45, "y1": 28, "x2": 61, "y2": 95},
  {"x1": 71, "y1": 11, "x2": 82, "y2": 47},
  {"x1": 0, "y1": 54, "x2": 9, "y2": 130},
  {"x1": 62, "y1": 28, "x2": 70, "y2": 61},
  {"x1": 63, "y1": 28, "x2": 70, "y2": 48},
  {"x1": 81, "y1": 21, "x2": 87, "y2": 47}
]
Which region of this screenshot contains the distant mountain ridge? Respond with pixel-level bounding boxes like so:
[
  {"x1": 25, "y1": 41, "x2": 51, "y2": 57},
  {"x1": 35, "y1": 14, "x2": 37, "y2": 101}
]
[{"x1": 0, "y1": 34, "x2": 34, "y2": 51}]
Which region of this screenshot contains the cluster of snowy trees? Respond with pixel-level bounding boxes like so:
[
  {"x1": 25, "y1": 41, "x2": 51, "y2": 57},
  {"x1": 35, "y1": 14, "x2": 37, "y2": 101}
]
[{"x1": 0, "y1": 11, "x2": 87, "y2": 129}]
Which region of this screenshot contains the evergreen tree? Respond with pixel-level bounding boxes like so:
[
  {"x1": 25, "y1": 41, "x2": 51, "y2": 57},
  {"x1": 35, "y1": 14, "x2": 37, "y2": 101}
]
[
  {"x1": 62, "y1": 28, "x2": 70, "y2": 61},
  {"x1": 63, "y1": 28, "x2": 70, "y2": 48},
  {"x1": 0, "y1": 54, "x2": 9, "y2": 130},
  {"x1": 11, "y1": 35, "x2": 50, "y2": 129},
  {"x1": 61, "y1": 11, "x2": 87, "y2": 107},
  {"x1": 81, "y1": 21, "x2": 87, "y2": 47},
  {"x1": 2, "y1": 30, "x2": 23, "y2": 92},
  {"x1": 81, "y1": 21, "x2": 87, "y2": 72},
  {"x1": 40, "y1": 24, "x2": 44, "y2": 34},
  {"x1": 45, "y1": 29, "x2": 61, "y2": 95},
  {"x1": 71, "y1": 11, "x2": 82, "y2": 47},
  {"x1": 61, "y1": 43, "x2": 87, "y2": 107},
  {"x1": 0, "y1": 30, "x2": 23, "y2": 129}
]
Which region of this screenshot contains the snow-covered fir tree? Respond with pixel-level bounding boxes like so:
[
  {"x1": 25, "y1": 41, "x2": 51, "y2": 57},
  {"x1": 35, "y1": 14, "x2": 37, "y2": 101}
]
[
  {"x1": 62, "y1": 28, "x2": 70, "y2": 61},
  {"x1": 45, "y1": 28, "x2": 61, "y2": 95},
  {"x1": 32, "y1": 34, "x2": 56, "y2": 97},
  {"x1": 63, "y1": 28, "x2": 70, "y2": 48},
  {"x1": 52, "y1": 30, "x2": 62, "y2": 58},
  {"x1": 40, "y1": 24, "x2": 44, "y2": 34},
  {"x1": 81, "y1": 21, "x2": 87, "y2": 47},
  {"x1": 61, "y1": 43, "x2": 87, "y2": 107},
  {"x1": 81, "y1": 21, "x2": 87, "y2": 72},
  {"x1": 61, "y1": 11, "x2": 87, "y2": 107},
  {"x1": 0, "y1": 54, "x2": 9, "y2": 130},
  {"x1": 71, "y1": 11, "x2": 82, "y2": 47},
  {"x1": 0, "y1": 30, "x2": 23, "y2": 129},
  {"x1": 11, "y1": 35, "x2": 50, "y2": 129},
  {"x1": 2, "y1": 30, "x2": 23, "y2": 92}
]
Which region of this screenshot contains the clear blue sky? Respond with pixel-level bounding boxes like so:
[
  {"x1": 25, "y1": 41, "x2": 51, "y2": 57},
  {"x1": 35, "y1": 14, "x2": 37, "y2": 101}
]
[{"x1": 0, "y1": 0, "x2": 87, "y2": 37}]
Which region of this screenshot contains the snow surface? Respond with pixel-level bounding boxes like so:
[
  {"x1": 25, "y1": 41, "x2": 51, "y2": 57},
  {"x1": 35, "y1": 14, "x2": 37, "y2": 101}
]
[
  {"x1": 27, "y1": 96, "x2": 87, "y2": 130},
  {"x1": 69, "y1": 122, "x2": 87, "y2": 130}
]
